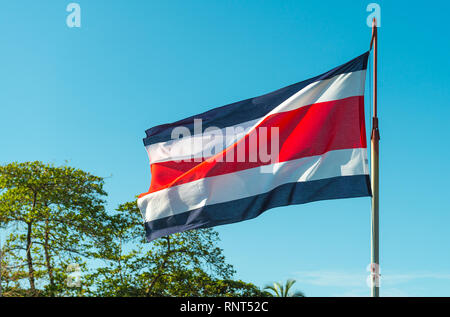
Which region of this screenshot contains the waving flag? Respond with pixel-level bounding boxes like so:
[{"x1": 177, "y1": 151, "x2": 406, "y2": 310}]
[{"x1": 138, "y1": 52, "x2": 371, "y2": 242}]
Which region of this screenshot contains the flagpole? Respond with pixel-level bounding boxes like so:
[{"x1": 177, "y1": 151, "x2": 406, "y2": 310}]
[{"x1": 369, "y1": 17, "x2": 380, "y2": 297}]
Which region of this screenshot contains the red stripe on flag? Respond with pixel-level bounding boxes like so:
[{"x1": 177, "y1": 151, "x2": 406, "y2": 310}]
[{"x1": 142, "y1": 96, "x2": 366, "y2": 196}]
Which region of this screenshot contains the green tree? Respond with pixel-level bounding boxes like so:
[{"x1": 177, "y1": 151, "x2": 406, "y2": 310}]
[
  {"x1": 90, "y1": 201, "x2": 266, "y2": 297},
  {"x1": 0, "y1": 161, "x2": 111, "y2": 296},
  {"x1": 264, "y1": 279, "x2": 305, "y2": 297},
  {"x1": 0, "y1": 161, "x2": 267, "y2": 297},
  {"x1": 1, "y1": 239, "x2": 26, "y2": 297}
]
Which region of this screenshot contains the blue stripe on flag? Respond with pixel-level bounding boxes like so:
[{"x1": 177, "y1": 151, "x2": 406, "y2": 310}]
[{"x1": 144, "y1": 174, "x2": 371, "y2": 242}]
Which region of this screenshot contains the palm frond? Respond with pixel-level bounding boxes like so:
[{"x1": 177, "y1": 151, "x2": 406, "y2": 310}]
[
  {"x1": 284, "y1": 279, "x2": 296, "y2": 296},
  {"x1": 291, "y1": 290, "x2": 305, "y2": 297},
  {"x1": 263, "y1": 283, "x2": 281, "y2": 297}
]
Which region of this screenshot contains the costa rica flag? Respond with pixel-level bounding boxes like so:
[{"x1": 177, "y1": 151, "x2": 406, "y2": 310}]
[{"x1": 138, "y1": 52, "x2": 371, "y2": 242}]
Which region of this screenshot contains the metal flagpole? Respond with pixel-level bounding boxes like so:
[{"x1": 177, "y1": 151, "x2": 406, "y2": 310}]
[{"x1": 369, "y1": 17, "x2": 380, "y2": 297}]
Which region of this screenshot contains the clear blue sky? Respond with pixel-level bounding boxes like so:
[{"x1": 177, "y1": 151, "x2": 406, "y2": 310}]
[{"x1": 1, "y1": 0, "x2": 449, "y2": 297}]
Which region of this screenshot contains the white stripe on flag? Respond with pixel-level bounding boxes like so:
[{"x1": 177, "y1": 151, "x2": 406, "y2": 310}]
[
  {"x1": 145, "y1": 119, "x2": 258, "y2": 164},
  {"x1": 138, "y1": 147, "x2": 369, "y2": 222}
]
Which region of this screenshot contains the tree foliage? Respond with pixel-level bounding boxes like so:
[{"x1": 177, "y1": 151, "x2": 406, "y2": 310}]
[
  {"x1": 0, "y1": 161, "x2": 267, "y2": 297},
  {"x1": 0, "y1": 161, "x2": 110, "y2": 296},
  {"x1": 89, "y1": 201, "x2": 266, "y2": 297}
]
